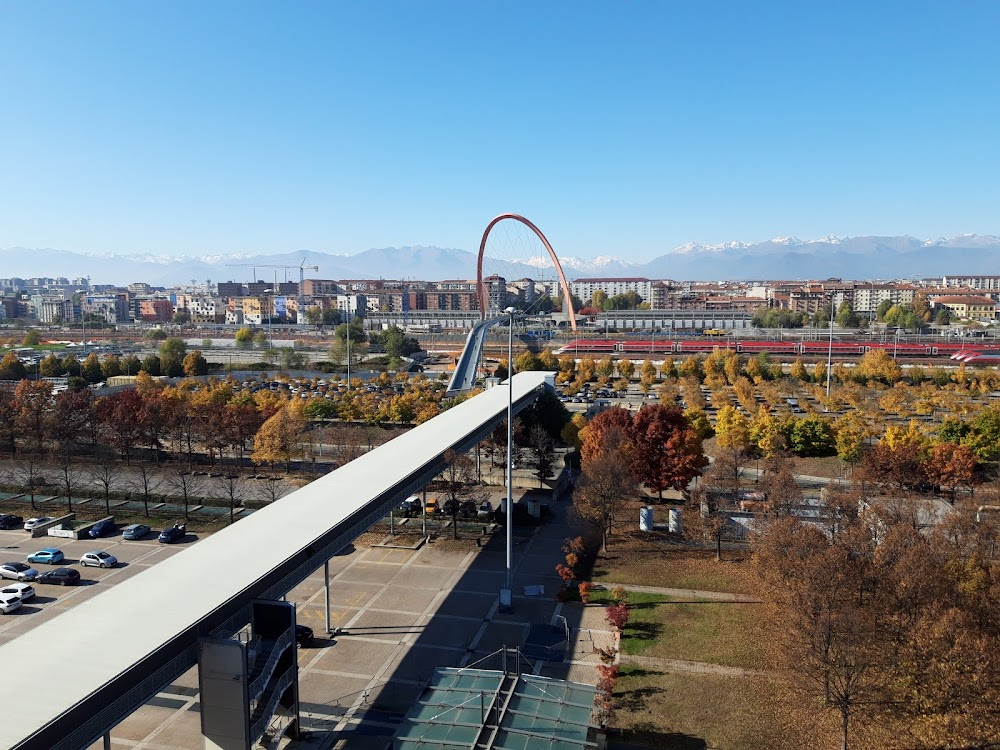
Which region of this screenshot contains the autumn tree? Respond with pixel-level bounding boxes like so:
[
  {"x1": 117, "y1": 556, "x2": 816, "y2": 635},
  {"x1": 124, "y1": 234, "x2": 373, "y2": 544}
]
[
  {"x1": 101, "y1": 354, "x2": 122, "y2": 379},
  {"x1": 629, "y1": 404, "x2": 708, "y2": 501},
  {"x1": 234, "y1": 326, "x2": 254, "y2": 349},
  {"x1": 252, "y1": 406, "x2": 305, "y2": 471},
  {"x1": 0, "y1": 351, "x2": 26, "y2": 380},
  {"x1": 615, "y1": 358, "x2": 634, "y2": 381},
  {"x1": 182, "y1": 350, "x2": 209, "y2": 376},
  {"x1": 95, "y1": 389, "x2": 148, "y2": 464},
  {"x1": 80, "y1": 352, "x2": 103, "y2": 384},
  {"x1": 596, "y1": 356, "x2": 614, "y2": 381},
  {"x1": 526, "y1": 424, "x2": 556, "y2": 488},
  {"x1": 580, "y1": 407, "x2": 633, "y2": 466},
  {"x1": 575, "y1": 426, "x2": 637, "y2": 551},
  {"x1": 921, "y1": 442, "x2": 977, "y2": 499},
  {"x1": 715, "y1": 405, "x2": 752, "y2": 452},
  {"x1": 0, "y1": 388, "x2": 17, "y2": 456},
  {"x1": 15, "y1": 379, "x2": 53, "y2": 454},
  {"x1": 755, "y1": 518, "x2": 885, "y2": 750}
]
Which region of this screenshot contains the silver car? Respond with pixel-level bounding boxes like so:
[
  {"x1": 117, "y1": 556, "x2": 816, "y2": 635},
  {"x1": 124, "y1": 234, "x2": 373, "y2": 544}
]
[
  {"x1": 80, "y1": 551, "x2": 118, "y2": 569},
  {"x1": 0, "y1": 562, "x2": 39, "y2": 582}
]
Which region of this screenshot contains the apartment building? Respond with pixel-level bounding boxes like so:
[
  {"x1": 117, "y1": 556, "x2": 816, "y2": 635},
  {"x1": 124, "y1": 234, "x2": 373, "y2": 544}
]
[
  {"x1": 83, "y1": 293, "x2": 129, "y2": 324},
  {"x1": 570, "y1": 278, "x2": 654, "y2": 305},
  {"x1": 932, "y1": 295, "x2": 997, "y2": 321},
  {"x1": 942, "y1": 275, "x2": 1000, "y2": 291},
  {"x1": 138, "y1": 299, "x2": 174, "y2": 322}
]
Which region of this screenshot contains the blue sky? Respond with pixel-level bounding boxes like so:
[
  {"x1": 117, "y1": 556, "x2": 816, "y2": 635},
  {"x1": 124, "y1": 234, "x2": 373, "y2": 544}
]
[{"x1": 1, "y1": 1, "x2": 997, "y2": 262}]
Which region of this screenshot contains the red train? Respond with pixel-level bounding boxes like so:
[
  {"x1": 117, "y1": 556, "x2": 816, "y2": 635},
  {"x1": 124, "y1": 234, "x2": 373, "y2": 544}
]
[{"x1": 554, "y1": 339, "x2": 1000, "y2": 360}]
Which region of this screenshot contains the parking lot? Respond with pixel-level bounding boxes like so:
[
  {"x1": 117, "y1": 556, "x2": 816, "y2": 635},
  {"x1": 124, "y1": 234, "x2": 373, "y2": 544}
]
[
  {"x1": 0, "y1": 527, "x2": 193, "y2": 645},
  {"x1": 2, "y1": 493, "x2": 607, "y2": 750}
]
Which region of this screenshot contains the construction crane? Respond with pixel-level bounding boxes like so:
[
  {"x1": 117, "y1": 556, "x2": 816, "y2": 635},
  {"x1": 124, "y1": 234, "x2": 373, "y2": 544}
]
[{"x1": 225, "y1": 258, "x2": 319, "y2": 326}]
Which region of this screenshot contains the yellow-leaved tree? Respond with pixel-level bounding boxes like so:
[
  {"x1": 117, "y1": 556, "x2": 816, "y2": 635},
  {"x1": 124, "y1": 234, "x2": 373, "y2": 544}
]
[
  {"x1": 252, "y1": 406, "x2": 305, "y2": 472},
  {"x1": 715, "y1": 405, "x2": 751, "y2": 451}
]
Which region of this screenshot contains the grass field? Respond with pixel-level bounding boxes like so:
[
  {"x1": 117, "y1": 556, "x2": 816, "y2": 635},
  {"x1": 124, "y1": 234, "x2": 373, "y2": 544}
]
[
  {"x1": 590, "y1": 504, "x2": 758, "y2": 595},
  {"x1": 612, "y1": 668, "x2": 839, "y2": 750}
]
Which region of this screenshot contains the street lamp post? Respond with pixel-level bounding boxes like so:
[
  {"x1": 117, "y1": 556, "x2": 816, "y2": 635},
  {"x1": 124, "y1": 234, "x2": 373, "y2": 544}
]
[
  {"x1": 825, "y1": 296, "x2": 834, "y2": 398},
  {"x1": 501, "y1": 306, "x2": 516, "y2": 612}
]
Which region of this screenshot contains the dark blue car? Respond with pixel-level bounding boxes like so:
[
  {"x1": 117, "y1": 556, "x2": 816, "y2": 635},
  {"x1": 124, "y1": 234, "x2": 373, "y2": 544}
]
[
  {"x1": 88, "y1": 519, "x2": 117, "y2": 538},
  {"x1": 158, "y1": 524, "x2": 186, "y2": 544}
]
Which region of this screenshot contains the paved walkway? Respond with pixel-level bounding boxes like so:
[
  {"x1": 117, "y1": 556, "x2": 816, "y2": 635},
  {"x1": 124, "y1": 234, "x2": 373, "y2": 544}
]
[
  {"x1": 595, "y1": 581, "x2": 762, "y2": 603},
  {"x1": 619, "y1": 653, "x2": 771, "y2": 678}
]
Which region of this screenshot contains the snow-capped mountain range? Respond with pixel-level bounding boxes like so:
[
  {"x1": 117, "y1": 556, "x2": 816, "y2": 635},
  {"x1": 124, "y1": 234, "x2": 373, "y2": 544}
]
[{"x1": 1, "y1": 234, "x2": 998, "y2": 286}]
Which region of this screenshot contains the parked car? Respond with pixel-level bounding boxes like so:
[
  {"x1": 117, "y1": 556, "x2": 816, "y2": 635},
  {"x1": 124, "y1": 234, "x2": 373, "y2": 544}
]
[
  {"x1": 0, "y1": 562, "x2": 39, "y2": 581},
  {"x1": 0, "y1": 582, "x2": 34, "y2": 601},
  {"x1": 37, "y1": 568, "x2": 81, "y2": 586},
  {"x1": 477, "y1": 500, "x2": 494, "y2": 518},
  {"x1": 88, "y1": 519, "x2": 117, "y2": 538},
  {"x1": 295, "y1": 624, "x2": 314, "y2": 648},
  {"x1": 158, "y1": 523, "x2": 186, "y2": 544},
  {"x1": 0, "y1": 592, "x2": 22, "y2": 614},
  {"x1": 80, "y1": 551, "x2": 118, "y2": 568},
  {"x1": 0, "y1": 514, "x2": 24, "y2": 530},
  {"x1": 27, "y1": 548, "x2": 64, "y2": 565},
  {"x1": 398, "y1": 496, "x2": 421, "y2": 517},
  {"x1": 23, "y1": 517, "x2": 54, "y2": 531},
  {"x1": 122, "y1": 524, "x2": 151, "y2": 541}
]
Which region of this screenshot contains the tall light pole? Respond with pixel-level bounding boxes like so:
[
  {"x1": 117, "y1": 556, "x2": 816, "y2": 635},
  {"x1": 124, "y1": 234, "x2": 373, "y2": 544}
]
[
  {"x1": 502, "y1": 306, "x2": 516, "y2": 611},
  {"x1": 825, "y1": 296, "x2": 834, "y2": 398},
  {"x1": 345, "y1": 302, "x2": 352, "y2": 392}
]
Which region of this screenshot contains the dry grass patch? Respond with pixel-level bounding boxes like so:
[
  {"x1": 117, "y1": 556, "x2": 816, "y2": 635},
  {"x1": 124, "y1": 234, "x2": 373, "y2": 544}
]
[
  {"x1": 591, "y1": 513, "x2": 757, "y2": 595},
  {"x1": 613, "y1": 668, "x2": 839, "y2": 750}
]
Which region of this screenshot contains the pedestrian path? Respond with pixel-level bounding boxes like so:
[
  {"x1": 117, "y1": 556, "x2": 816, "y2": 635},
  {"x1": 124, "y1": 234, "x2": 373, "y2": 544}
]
[
  {"x1": 595, "y1": 581, "x2": 762, "y2": 603},
  {"x1": 619, "y1": 653, "x2": 770, "y2": 678}
]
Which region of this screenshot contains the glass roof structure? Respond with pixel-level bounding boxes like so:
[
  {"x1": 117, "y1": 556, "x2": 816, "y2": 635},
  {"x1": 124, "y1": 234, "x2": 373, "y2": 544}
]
[{"x1": 393, "y1": 667, "x2": 599, "y2": 750}]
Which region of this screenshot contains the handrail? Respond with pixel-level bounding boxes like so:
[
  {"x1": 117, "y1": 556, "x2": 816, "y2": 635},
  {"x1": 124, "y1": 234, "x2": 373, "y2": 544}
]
[
  {"x1": 248, "y1": 630, "x2": 294, "y2": 702},
  {"x1": 249, "y1": 667, "x2": 296, "y2": 742}
]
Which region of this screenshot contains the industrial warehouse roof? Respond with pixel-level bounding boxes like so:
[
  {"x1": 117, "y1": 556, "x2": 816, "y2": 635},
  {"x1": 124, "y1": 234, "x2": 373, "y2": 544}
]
[{"x1": 394, "y1": 667, "x2": 598, "y2": 750}]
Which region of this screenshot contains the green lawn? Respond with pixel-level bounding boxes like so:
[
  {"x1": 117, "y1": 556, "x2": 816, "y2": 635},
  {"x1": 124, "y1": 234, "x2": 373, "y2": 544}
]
[{"x1": 590, "y1": 589, "x2": 767, "y2": 670}]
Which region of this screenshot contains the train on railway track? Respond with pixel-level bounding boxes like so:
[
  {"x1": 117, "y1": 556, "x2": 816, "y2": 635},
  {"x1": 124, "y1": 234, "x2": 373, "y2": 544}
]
[{"x1": 554, "y1": 338, "x2": 1000, "y2": 362}]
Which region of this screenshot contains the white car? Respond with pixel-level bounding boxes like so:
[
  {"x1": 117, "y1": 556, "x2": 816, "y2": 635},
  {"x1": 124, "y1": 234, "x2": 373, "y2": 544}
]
[
  {"x1": 0, "y1": 592, "x2": 22, "y2": 614},
  {"x1": 23, "y1": 517, "x2": 54, "y2": 531},
  {"x1": 80, "y1": 551, "x2": 118, "y2": 569},
  {"x1": 0, "y1": 582, "x2": 35, "y2": 601}
]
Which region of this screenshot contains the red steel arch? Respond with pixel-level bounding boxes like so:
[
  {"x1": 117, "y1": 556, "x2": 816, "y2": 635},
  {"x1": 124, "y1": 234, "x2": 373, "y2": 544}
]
[{"x1": 476, "y1": 213, "x2": 578, "y2": 332}]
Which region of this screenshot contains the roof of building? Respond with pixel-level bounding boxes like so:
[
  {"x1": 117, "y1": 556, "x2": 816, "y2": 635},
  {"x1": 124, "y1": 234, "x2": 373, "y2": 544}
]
[
  {"x1": 393, "y1": 667, "x2": 598, "y2": 750},
  {"x1": 571, "y1": 277, "x2": 651, "y2": 283},
  {"x1": 934, "y1": 295, "x2": 995, "y2": 305}
]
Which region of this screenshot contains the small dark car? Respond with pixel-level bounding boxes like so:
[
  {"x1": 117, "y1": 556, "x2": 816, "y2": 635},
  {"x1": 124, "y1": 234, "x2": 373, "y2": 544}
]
[
  {"x1": 0, "y1": 514, "x2": 24, "y2": 530},
  {"x1": 37, "y1": 567, "x2": 81, "y2": 586},
  {"x1": 88, "y1": 519, "x2": 117, "y2": 538},
  {"x1": 158, "y1": 524, "x2": 186, "y2": 544},
  {"x1": 295, "y1": 624, "x2": 314, "y2": 648}
]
